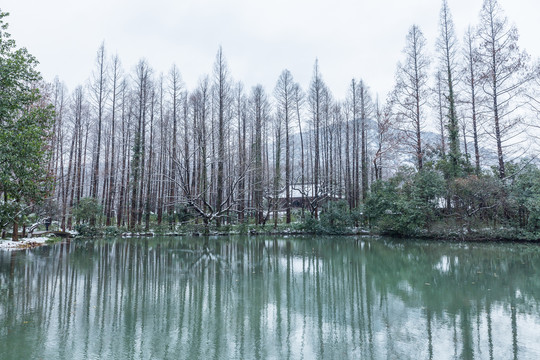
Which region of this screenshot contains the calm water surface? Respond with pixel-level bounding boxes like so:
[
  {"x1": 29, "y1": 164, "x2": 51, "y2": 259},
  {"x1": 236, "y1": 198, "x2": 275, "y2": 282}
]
[{"x1": 1, "y1": 236, "x2": 539, "y2": 359}]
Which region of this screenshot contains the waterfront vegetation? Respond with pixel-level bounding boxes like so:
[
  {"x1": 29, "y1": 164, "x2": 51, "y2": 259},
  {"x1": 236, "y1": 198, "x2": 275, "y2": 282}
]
[{"x1": 62, "y1": 159, "x2": 540, "y2": 242}]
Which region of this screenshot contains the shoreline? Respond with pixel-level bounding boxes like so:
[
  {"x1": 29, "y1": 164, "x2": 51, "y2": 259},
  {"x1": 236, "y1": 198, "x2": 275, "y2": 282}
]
[
  {"x1": 90, "y1": 228, "x2": 540, "y2": 244},
  {"x1": 0, "y1": 237, "x2": 52, "y2": 250},
  {"x1": 3, "y1": 228, "x2": 539, "y2": 250}
]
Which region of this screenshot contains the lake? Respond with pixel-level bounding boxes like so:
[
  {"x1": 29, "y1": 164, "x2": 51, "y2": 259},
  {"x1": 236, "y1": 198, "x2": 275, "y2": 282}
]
[{"x1": 1, "y1": 236, "x2": 539, "y2": 359}]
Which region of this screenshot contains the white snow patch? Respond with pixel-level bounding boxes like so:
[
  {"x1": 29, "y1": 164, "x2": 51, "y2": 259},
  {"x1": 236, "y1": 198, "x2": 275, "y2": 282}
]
[{"x1": 0, "y1": 236, "x2": 49, "y2": 251}]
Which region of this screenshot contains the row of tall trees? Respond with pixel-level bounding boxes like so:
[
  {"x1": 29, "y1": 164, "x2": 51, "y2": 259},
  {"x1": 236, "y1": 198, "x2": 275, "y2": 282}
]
[
  {"x1": 48, "y1": 44, "x2": 391, "y2": 230},
  {"x1": 6, "y1": 0, "x2": 538, "y2": 234}
]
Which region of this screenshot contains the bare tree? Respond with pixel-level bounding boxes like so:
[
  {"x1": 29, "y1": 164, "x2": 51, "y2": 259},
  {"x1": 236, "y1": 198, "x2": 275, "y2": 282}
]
[
  {"x1": 167, "y1": 64, "x2": 183, "y2": 228},
  {"x1": 89, "y1": 42, "x2": 109, "y2": 201},
  {"x1": 345, "y1": 81, "x2": 358, "y2": 208},
  {"x1": 213, "y1": 47, "x2": 231, "y2": 226},
  {"x1": 156, "y1": 74, "x2": 167, "y2": 225},
  {"x1": 250, "y1": 85, "x2": 269, "y2": 225},
  {"x1": 308, "y1": 60, "x2": 326, "y2": 218},
  {"x1": 274, "y1": 69, "x2": 297, "y2": 223},
  {"x1": 130, "y1": 59, "x2": 151, "y2": 229},
  {"x1": 373, "y1": 98, "x2": 397, "y2": 181},
  {"x1": 194, "y1": 77, "x2": 211, "y2": 223},
  {"x1": 391, "y1": 25, "x2": 430, "y2": 170},
  {"x1": 359, "y1": 80, "x2": 373, "y2": 201},
  {"x1": 476, "y1": 0, "x2": 532, "y2": 178},
  {"x1": 104, "y1": 55, "x2": 122, "y2": 226},
  {"x1": 234, "y1": 82, "x2": 248, "y2": 223},
  {"x1": 272, "y1": 104, "x2": 283, "y2": 228},
  {"x1": 293, "y1": 84, "x2": 306, "y2": 217},
  {"x1": 172, "y1": 85, "x2": 248, "y2": 230},
  {"x1": 462, "y1": 26, "x2": 482, "y2": 174},
  {"x1": 526, "y1": 71, "x2": 540, "y2": 136},
  {"x1": 49, "y1": 79, "x2": 69, "y2": 230},
  {"x1": 144, "y1": 86, "x2": 157, "y2": 230},
  {"x1": 116, "y1": 79, "x2": 130, "y2": 227}
]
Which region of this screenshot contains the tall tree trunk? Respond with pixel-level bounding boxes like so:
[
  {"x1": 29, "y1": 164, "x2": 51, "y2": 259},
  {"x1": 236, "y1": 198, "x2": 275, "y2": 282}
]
[
  {"x1": 145, "y1": 89, "x2": 155, "y2": 231},
  {"x1": 360, "y1": 80, "x2": 368, "y2": 201},
  {"x1": 91, "y1": 43, "x2": 107, "y2": 202}
]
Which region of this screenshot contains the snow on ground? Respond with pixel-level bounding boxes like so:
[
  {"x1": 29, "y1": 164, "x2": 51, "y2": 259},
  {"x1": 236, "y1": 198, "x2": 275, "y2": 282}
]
[{"x1": 0, "y1": 237, "x2": 49, "y2": 251}]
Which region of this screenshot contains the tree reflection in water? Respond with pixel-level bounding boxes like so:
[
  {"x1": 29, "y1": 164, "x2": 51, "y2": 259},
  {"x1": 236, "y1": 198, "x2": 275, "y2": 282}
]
[{"x1": 1, "y1": 236, "x2": 539, "y2": 359}]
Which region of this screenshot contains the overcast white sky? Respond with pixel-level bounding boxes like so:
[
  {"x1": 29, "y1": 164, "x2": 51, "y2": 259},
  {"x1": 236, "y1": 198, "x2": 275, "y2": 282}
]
[{"x1": 2, "y1": 0, "x2": 539, "y2": 100}]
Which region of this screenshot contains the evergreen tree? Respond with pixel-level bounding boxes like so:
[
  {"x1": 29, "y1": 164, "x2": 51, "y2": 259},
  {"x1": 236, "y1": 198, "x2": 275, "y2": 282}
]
[
  {"x1": 0, "y1": 11, "x2": 54, "y2": 240},
  {"x1": 437, "y1": 0, "x2": 462, "y2": 177}
]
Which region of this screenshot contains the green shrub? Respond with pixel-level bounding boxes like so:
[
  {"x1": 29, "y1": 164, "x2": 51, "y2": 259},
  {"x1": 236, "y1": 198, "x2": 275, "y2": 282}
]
[
  {"x1": 365, "y1": 167, "x2": 445, "y2": 236},
  {"x1": 508, "y1": 161, "x2": 540, "y2": 231},
  {"x1": 301, "y1": 215, "x2": 324, "y2": 234},
  {"x1": 449, "y1": 174, "x2": 507, "y2": 230},
  {"x1": 175, "y1": 204, "x2": 193, "y2": 223},
  {"x1": 72, "y1": 198, "x2": 102, "y2": 224},
  {"x1": 74, "y1": 224, "x2": 100, "y2": 237},
  {"x1": 104, "y1": 226, "x2": 123, "y2": 236},
  {"x1": 152, "y1": 223, "x2": 172, "y2": 235},
  {"x1": 236, "y1": 222, "x2": 248, "y2": 235},
  {"x1": 319, "y1": 200, "x2": 354, "y2": 234}
]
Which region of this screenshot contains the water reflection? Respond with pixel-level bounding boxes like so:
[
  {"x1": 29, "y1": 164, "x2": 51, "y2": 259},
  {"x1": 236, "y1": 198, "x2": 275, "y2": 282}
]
[{"x1": 1, "y1": 237, "x2": 539, "y2": 359}]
